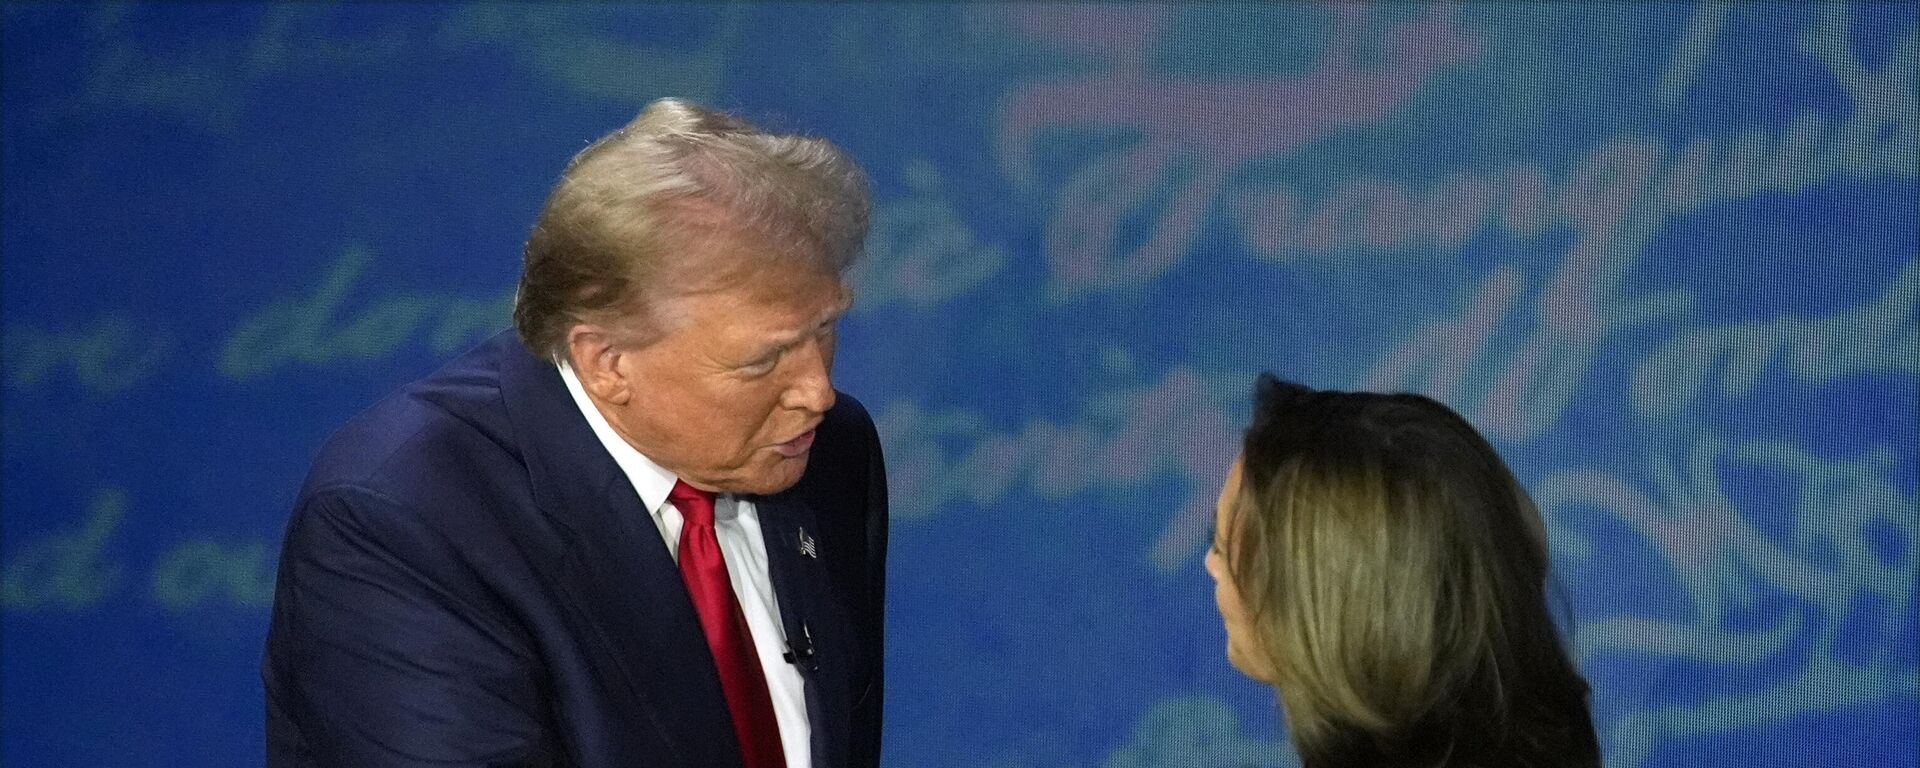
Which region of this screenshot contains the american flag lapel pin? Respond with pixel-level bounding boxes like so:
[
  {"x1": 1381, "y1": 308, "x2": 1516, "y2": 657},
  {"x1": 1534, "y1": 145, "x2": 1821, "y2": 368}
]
[{"x1": 797, "y1": 527, "x2": 818, "y2": 559}]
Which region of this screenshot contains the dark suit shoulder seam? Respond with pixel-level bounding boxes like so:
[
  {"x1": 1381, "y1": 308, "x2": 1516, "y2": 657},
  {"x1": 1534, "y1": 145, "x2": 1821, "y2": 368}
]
[{"x1": 299, "y1": 482, "x2": 408, "y2": 510}]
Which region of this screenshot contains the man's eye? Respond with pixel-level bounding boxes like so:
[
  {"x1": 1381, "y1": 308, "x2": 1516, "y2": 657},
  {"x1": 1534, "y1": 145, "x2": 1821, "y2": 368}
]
[{"x1": 740, "y1": 355, "x2": 779, "y2": 376}]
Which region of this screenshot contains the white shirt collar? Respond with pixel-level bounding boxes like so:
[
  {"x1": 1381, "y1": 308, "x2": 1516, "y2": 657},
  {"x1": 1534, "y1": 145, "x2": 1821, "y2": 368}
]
[{"x1": 556, "y1": 360, "x2": 679, "y2": 517}]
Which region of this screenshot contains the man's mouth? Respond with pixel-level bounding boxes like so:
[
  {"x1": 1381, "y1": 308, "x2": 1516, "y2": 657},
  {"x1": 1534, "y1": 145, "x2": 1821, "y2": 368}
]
[{"x1": 773, "y1": 428, "x2": 817, "y2": 457}]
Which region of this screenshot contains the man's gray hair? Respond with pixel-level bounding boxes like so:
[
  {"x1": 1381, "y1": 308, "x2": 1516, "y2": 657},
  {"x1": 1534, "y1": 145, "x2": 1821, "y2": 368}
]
[{"x1": 513, "y1": 97, "x2": 871, "y2": 361}]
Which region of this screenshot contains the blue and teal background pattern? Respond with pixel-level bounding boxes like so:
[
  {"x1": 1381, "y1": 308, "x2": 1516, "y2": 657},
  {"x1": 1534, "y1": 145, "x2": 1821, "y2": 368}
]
[{"x1": 3, "y1": 3, "x2": 1916, "y2": 766}]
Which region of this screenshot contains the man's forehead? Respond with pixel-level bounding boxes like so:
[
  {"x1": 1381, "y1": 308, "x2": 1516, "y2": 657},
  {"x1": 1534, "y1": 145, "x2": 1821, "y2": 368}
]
[
  {"x1": 694, "y1": 268, "x2": 847, "y2": 334},
  {"x1": 784, "y1": 281, "x2": 849, "y2": 333}
]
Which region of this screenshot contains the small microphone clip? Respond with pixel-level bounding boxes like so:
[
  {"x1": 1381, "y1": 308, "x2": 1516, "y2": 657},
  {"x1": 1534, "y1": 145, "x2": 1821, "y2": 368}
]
[{"x1": 782, "y1": 622, "x2": 817, "y2": 671}]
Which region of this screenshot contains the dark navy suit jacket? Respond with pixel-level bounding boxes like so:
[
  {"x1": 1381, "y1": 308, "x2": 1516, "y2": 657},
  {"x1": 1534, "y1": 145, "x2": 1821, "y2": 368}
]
[{"x1": 264, "y1": 332, "x2": 887, "y2": 768}]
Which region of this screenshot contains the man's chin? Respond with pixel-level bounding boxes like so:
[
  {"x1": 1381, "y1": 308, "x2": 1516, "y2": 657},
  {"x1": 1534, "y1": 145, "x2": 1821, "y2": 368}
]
[{"x1": 724, "y1": 455, "x2": 810, "y2": 496}]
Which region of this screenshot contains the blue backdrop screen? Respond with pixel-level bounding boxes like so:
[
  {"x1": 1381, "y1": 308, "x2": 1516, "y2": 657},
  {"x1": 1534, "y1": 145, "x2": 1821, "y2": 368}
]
[{"x1": 3, "y1": 4, "x2": 1916, "y2": 767}]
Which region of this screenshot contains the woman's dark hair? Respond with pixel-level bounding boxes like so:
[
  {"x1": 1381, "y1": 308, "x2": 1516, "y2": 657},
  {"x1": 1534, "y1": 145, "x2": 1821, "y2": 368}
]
[{"x1": 1223, "y1": 373, "x2": 1600, "y2": 768}]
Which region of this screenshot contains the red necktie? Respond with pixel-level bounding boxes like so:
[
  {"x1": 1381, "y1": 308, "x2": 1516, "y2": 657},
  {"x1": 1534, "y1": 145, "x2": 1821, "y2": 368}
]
[{"x1": 669, "y1": 480, "x2": 787, "y2": 768}]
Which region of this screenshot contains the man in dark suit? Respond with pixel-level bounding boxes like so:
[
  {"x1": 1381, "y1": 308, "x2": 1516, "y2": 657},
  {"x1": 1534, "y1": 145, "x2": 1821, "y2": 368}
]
[{"x1": 264, "y1": 98, "x2": 886, "y2": 768}]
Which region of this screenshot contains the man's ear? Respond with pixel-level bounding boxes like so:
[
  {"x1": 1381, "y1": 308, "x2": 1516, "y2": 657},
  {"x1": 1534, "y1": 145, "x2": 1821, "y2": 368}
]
[{"x1": 565, "y1": 324, "x2": 633, "y2": 406}]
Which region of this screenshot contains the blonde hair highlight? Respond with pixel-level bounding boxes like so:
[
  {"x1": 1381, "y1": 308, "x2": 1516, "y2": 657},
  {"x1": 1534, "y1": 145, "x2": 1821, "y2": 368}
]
[{"x1": 514, "y1": 98, "x2": 871, "y2": 360}]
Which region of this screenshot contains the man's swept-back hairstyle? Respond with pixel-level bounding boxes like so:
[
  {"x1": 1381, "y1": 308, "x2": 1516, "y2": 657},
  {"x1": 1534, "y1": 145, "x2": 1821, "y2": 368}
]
[
  {"x1": 514, "y1": 97, "x2": 871, "y2": 361},
  {"x1": 1226, "y1": 374, "x2": 1600, "y2": 768}
]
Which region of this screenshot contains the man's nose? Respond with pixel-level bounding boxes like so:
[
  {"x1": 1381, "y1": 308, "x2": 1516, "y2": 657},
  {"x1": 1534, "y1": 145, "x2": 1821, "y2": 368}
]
[{"x1": 782, "y1": 340, "x2": 836, "y2": 414}]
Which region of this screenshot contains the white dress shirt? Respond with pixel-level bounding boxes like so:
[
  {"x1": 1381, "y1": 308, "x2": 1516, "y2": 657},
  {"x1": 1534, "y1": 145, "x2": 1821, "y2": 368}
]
[{"x1": 558, "y1": 363, "x2": 812, "y2": 768}]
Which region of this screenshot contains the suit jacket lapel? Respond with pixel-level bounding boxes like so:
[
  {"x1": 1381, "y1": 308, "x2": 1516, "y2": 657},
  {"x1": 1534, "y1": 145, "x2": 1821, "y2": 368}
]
[
  {"x1": 753, "y1": 492, "x2": 851, "y2": 768},
  {"x1": 495, "y1": 333, "x2": 741, "y2": 767}
]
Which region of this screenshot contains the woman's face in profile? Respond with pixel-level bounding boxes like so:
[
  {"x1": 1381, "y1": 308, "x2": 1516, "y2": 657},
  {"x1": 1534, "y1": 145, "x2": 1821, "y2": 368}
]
[{"x1": 1205, "y1": 457, "x2": 1275, "y2": 683}]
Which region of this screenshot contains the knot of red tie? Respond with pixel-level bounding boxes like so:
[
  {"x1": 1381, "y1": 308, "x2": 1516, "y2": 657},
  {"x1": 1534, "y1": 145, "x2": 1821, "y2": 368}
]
[{"x1": 668, "y1": 480, "x2": 717, "y2": 527}]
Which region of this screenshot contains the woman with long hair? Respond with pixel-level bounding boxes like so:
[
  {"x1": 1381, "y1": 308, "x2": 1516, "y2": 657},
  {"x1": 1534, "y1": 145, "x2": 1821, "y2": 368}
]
[{"x1": 1205, "y1": 374, "x2": 1601, "y2": 768}]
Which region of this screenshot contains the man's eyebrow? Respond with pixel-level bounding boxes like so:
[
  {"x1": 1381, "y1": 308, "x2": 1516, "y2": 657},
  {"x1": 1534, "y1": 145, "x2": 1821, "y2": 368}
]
[{"x1": 749, "y1": 300, "x2": 850, "y2": 361}]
